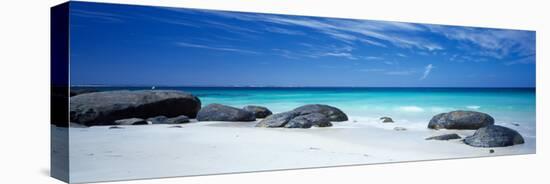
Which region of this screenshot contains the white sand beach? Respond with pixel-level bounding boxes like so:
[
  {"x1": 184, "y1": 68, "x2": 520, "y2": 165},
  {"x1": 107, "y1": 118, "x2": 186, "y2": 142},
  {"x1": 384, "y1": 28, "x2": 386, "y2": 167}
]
[{"x1": 64, "y1": 118, "x2": 535, "y2": 183}]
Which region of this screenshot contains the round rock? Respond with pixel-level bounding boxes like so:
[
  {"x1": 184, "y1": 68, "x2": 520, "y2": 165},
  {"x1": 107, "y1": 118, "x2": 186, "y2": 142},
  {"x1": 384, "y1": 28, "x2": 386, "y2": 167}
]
[
  {"x1": 464, "y1": 125, "x2": 525, "y2": 147},
  {"x1": 428, "y1": 110, "x2": 494, "y2": 130},
  {"x1": 284, "y1": 113, "x2": 332, "y2": 128},
  {"x1": 293, "y1": 104, "x2": 348, "y2": 122},
  {"x1": 197, "y1": 104, "x2": 256, "y2": 122}
]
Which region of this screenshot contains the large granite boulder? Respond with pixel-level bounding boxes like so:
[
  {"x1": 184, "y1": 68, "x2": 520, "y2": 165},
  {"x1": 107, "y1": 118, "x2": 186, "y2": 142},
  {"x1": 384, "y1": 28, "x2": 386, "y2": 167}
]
[
  {"x1": 428, "y1": 110, "x2": 494, "y2": 130},
  {"x1": 243, "y1": 105, "x2": 273, "y2": 118},
  {"x1": 284, "y1": 113, "x2": 333, "y2": 128},
  {"x1": 425, "y1": 133, "x2": 462, "y2": 141},
  {"x1": 197, "y1": 104, "x2": 256, "y2": 122},
  {"x1": 464, "y1": 125, "x2": 525, "y2": 147},
  {"x1": 70, "y1": 90, "x2": 201, "y2": 126},
  {"x1": 255, "y1": 111, "x2": 300, "y2": 128},
  {"x1": 293, "y1": 104, "x2": 348, "y2": 122}
]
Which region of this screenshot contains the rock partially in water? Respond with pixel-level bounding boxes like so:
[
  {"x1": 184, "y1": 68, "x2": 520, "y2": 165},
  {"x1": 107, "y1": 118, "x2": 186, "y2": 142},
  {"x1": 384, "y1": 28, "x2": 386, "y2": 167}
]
[
  {"x1": 425, "y1": 133, "x2": 461, "y2": 141},
  {"x1": 464, "y1": 125, "x2": 525, "y2": 147},
  {"x1": 197, "y1": 104, "x2": 256, "y2": 122},
  {"x1": 284, "y1": 113, "x2": 333, "y2": 128},
  {"x1": 70, "y1": 90, "x2": 201, "y2": 126},
  {"x1": 243, "y1": 105, "x2": 273, "y2": 118},
  {"x1": 293, "y1": 104, "x2": 348, "y2": 122},
  {"x1": 428, "y1": 110, "x2": 494, "y2": 130}
]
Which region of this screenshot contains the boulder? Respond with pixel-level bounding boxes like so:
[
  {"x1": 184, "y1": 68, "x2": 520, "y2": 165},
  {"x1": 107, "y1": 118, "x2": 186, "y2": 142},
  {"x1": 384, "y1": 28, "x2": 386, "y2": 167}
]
[
  {"x1": 464, "y1": 125, "x2": 525, "y2": 147},
  {"x1": 70, "y1": 90, "x2": 201, "y2": 126},
  {"x1": 284, "y1": 113, "x2": 333, "y2": 128},
  {"x1": 197, "y1": 104, "x2": 256, "y2": 122},
  {"x1": 428, "y1": 110, "x2": 494, "y2": 130},
  {"x1": 115, "y1": 118, "x2": 148, "y2": 125},
  {"x1": 380, "y1": 116, "x2": 394, "y2": 123},
  {"x1": 293, "y1": 104, "x2": 348, "y2": 122},
  {"x1": 255, "y1": 111, "x2": 300, "y2": 128},
  {"x1": 243, "y1": 105, "x2": 273, "y2": 118},
  {"x1": 425, "y1": 133, "x2": 461, "y2": 141}
]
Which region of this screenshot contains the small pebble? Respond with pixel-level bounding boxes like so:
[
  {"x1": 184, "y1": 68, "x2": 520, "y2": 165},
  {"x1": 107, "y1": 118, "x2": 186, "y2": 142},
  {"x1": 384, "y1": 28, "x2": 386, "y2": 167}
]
[
  {"x1": 168, "y1": 125, "x2": 182, "y2": 128},
  {"x1": 109, "y1": 126, "x2": 124, "y2": 129},
  {"x1": 489, "y1": 149, "x2": 495, "y2": 153}
]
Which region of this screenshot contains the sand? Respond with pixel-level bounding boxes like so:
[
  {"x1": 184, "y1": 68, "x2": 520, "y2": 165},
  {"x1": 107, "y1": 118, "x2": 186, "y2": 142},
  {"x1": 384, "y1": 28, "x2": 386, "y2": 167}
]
[{"x1": 63, "y1": 118, "x2": 535, "y2": 183}]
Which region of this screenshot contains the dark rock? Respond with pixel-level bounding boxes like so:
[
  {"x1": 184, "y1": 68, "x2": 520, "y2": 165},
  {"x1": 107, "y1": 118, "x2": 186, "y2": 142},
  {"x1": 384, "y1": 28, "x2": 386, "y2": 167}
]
[
  {"x1": 70, "y1": 90, "x2": 201, "y2": 126},
  {"x1": 428, "y1": 110, "x2": 494, "y2": 130},
  {"x1": 380, "y1": 116, "x2": 394, "y2": 123},
  {"x1": 256, "y1": 111, "x2": 301, "y2": 128},
  {"x1": 394, "y1": 127, "x2": 407, "y2": 131},
  {"x1": 108, "y1": 126, "x2": 124, "y2": 129},
  {"x1": 115, "y1": 118, "x2": 148, "y2": 125},
  {"x1": 70, "y1": 88, "x2": 99, "y2": 97},
  {"x1": 69, "y1": 122, "x2": 88, "y2": 128},
  {"x1": 146, "y1": 116, "x2": 168, "y2": 124},
  {"x1": 197, "y1": 104, "x2": 256, "y2": 122},
  {"x1": 293, "y1": 104, "x2": 348, "y2": 122},
  {"x1": 168, "y1": 125, "x2": 183, "y2": 128},
  {"x1": 425, "y1": 133, "x2": 462, "y2": 140},
  {"x1": 243, "y1": 105, "x2": 273, "y2": 118},
  {"x1": 464, "y1": 125, "x2": 525, "y2": 147},
  {"x1": 489, "y1": 149, "x2": 495, "y2": 153},
  {"x1": 166, "y1": 115, "x2": 190, "y2": 124},
  {"x1": 284, "y1": 113, "x2": 332, "y2": 128}
]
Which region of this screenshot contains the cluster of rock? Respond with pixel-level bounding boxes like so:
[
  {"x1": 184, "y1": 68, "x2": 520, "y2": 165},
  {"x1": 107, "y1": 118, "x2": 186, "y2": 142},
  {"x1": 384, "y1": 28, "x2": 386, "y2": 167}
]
[
  {"x1": 70, "y1": 90, "x2": 201, "y2": 126},
  {"x1": 68, "y1": 90, "x2": 526, "y2": 149},
  {"x1": 256, "y1": 104, "x2": 348, "y2": 128},
  {"x1": 427, "y1": 110, "x2": 524, "y2": 147}
]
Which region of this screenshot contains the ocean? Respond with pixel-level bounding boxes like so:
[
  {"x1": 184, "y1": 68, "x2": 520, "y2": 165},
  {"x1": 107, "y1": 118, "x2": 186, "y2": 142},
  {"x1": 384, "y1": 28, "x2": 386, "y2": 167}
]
[{"x1": 73, "y1": 87, "x2": 536, "y2": 135}]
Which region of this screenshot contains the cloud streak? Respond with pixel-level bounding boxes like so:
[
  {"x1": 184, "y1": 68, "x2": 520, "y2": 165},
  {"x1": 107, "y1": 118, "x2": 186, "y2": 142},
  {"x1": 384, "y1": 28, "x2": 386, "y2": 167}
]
[
  {"x1": 176, "y1": 42, "x2": 260, "y2": 55},
  {"x1": 420, "y1": 64, "x2": 434, "y2": 80}
]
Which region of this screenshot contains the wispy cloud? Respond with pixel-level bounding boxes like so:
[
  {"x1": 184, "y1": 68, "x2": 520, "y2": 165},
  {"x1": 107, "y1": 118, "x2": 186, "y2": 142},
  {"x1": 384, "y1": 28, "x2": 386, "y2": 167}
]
[
  {"x1": 420, "y1": 64, "x2": 434, "y2": 80},
  {"x1": 176, "y1": 42, "x2": 260, "y2": 55},
  {"x1": 198, "y1": 10, "x2": 442, "y2": 51},
  {"x1": 322, "y1": 52, "x2": 357, "y2": 60},
  {"x1": 264, "y1": 27, "x2": 304, "y2": 35},
  {"x1": 427, "y1": 25, "x2": 535, "y2": 60}
]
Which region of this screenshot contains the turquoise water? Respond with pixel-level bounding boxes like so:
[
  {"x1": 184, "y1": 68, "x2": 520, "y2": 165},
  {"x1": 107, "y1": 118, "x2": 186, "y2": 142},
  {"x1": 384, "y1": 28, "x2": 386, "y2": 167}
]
[{"x1": 77, "y1": 87, "x2": 536, "y2": 135}]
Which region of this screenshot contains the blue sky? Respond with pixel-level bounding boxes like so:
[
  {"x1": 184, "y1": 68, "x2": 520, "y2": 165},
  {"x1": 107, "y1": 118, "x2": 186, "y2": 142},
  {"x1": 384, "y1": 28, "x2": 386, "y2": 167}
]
[{"x1": 69, "y1": 2, "x2": 536, "y2": 87}]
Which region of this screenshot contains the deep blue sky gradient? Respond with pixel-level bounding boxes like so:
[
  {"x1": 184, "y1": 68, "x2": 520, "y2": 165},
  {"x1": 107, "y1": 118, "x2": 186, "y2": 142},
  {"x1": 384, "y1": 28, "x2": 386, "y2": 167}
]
[{"x1": 69, "y1": 2, "x2": 536, "y2": 87}]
